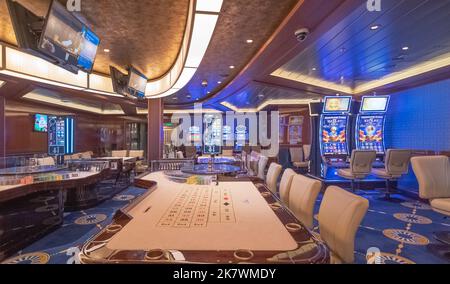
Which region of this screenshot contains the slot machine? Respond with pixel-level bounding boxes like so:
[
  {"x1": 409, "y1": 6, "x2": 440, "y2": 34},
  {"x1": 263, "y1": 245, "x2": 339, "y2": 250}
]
[
  {"x1": 234, "y1": 124, "x2": 247, "y2": 152},
  {"x1": 203, "y1": 114, "x2": 222, "y2": 156},
  {"x1": 355, "y1": 95, "x2": 390, "y2": 167},
  {"x1": 319, "y1": 96, "x2": 353, "y2": 179},
  {"x1": 48, "y1": 116, "x2": 75, "y2": 164}
]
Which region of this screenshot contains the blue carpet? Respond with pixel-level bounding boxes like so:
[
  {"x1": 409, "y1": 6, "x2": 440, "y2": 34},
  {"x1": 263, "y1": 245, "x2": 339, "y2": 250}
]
[{"x1": 2, "y1": 184, "x2": 449, "y2": 264}]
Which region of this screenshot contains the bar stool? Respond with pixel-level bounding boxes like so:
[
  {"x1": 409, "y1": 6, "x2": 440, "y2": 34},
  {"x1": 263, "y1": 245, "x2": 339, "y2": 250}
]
[
  {"x1": 371, "y1": 149, "x2": 411, "y2": 200},
  {"x1": 337, "y1": 150, "x2": 376, "y2": 192}
]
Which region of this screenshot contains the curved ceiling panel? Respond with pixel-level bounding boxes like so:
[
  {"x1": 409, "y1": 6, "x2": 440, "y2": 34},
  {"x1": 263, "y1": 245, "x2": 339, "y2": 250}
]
[{"x1": 0, "y1": 0, "x2": 190, "y2": 79}]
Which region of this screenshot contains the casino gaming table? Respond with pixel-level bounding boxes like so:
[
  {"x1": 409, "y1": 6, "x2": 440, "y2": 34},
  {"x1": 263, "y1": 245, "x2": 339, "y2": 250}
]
[{"x1": 79, "y1": 171, "x2": 329, "y2": 264}]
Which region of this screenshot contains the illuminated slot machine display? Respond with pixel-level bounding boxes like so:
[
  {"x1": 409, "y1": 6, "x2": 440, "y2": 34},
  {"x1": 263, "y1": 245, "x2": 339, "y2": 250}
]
[
  {"x1": 189, "y1": 126, "x2": 202, "y2": 146},
  {"x1": 48, "y1": 116, "x2": 75, "y2": 161},
  {"x1": 203, "y1": 114, "x2": 222, "y2": 155},
  {"x1": 234, "y1": 125, "x2": 247, "y2": 152},
  {"x1": 319, "y1": 96, "x2": 353, "y2": 179},
  {"x1": 355, "y1": 95, "x2": 390, "y2": 166},
  {"x1": 222, "y1": 125, "x2": 232, "y2": 144}
]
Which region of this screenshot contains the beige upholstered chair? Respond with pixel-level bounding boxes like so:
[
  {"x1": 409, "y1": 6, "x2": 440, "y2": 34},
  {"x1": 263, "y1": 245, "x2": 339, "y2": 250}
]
[
  {"x1": 265, "y1": 163, "x2": 282, "y2": 194},
  {"x1": 257, "y1": 155, "x2": 269, "y2": 180},
  {"x1": 222, "y1": 149, "x2": 234, "y2": 157},
  {"x1": 247, "y1": 151, "x2": 261, "y2": 176},
  {"x1": 288, "y1": 174, "x2": 322, "y2": 229},
  {"x1": 38, "y1": 157, "x2": 55, "y2": 166},
  {"x1": 279, "y1": 168, "x2": 296, "y2": 205},
  {"x1": 290, "y1": 147, "x2": 309, "y2": 171},
  {"x1": 251, "y1": 146, "x2": 262, "y2": 153},
  {"x1": 129, "y1": 150, "x2": 144, "y2": 159},
  {"x1": 303, "y1": 144, "x2": 312, "y2": 161},
  {"x1": 372, "y1": 149, "x2": 411, "y2": 199},
  {"x1": 112, "y1": 150, "x2": 128, "y2": 157},
  {"x1": 411, "y1": 156, "x2": 450, "y2": 250},
  {"x1": 318, "y1": 186, "x2": 369, "y2": 264},
  {"x1": 185, "y1": 146, "x2": 197, "y2": 158},
  {"x1": 412, "y1": 156, "x2": 450, "y2": 216},
  {"x1": 338, "y1": 150, "x2": 376, "y2": 192},
  {"x1": 176, "y1": 151, "x2": 185, "y2": 159},
  {"x1": 80, "y1": 152, "x2": 92, "y2": 159}
]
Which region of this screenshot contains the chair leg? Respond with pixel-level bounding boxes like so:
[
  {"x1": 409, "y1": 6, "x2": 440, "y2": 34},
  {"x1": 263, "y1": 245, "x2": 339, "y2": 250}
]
[{"x1": 385, "y1": 179, "x2": 391, "y2": 200}]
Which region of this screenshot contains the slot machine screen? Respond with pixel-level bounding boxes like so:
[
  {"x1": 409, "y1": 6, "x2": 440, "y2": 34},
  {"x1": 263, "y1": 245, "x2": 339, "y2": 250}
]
[
  {"x1": 361, "y1": 96, "x2": 389, "y2": 112},
  {"x1": 323, "y1": 96, "x2": 352, "y2": 113},
  {"x1": 357, "y1": 115, "x2": 385, "y2": 154},
  {"x1": 34, "y1": 114, "x2": 48, "y2": 132},
  {"x1": 321, "y1": 116, "x2": 348, "y2": 156},
  {"x1": 189, "y1": 126, "x2": 201, "y2": 145}
]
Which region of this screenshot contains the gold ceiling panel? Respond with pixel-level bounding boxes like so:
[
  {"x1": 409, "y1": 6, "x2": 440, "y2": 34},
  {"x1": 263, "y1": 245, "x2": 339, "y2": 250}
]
[{"x1": 0, "y1": 0, "x2": 189, "y2": 79}]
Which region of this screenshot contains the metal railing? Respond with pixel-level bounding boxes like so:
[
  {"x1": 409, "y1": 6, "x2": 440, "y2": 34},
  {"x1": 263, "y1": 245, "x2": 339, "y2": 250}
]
[{"x1": 150, "y1": 159, "x2": 195, "y2": 172}]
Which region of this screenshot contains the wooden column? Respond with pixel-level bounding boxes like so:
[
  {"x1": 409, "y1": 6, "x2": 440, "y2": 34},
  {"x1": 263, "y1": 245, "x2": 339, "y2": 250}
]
[
  {"x1": 147, "y1": 98, "x2": 164, "y2": 162},
  {"x1": 0, "y1": 96, "x2": 5, "y2": 158}
]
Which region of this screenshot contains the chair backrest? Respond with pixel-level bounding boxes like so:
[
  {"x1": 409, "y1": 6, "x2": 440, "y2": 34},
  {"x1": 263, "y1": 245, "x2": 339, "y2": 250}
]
[
  {"x1": 38, "y1": 157, "x2": 55, "y2": 166},
  {"x1": 257, "y1": 155, "x2": 269, "y2": 179},
  {"x1": 385, "y1": 149, "x2": 411, "y2": 177},
  {"x1": 176, "y1": 151, "x2": 185, "y2": 159},
  {"x1": 411, "y1": 156, "x2": 450, "y2": 200},
  {"x1": 303, "y1": 144, "x2": 312, "y2": 161},
  {"x1": 81, "y1": 152, "x2": 92, "y2": 159},
  {"x1": 129, "y1": 150, "x2": 144, "y2": 159},
  {"x1": 288, "y1": 174, "x2": 322, "y2": 229},
  {"x1": 279, "y1": 168, "x2": 296, "y2": 205},
  {"x1": 318, "y1": 186, "x2": 369, "y2": 264},
  {"x1": 112, "y1": 150, "x2": 128, "y2": 158},
  {"x1": 265, "y1": 163, "x2": 282, "y2": 194},
  {"x1": 251, "y1": 146, "x2": 262, "y2": 153},
  {"x1": 185, "y1": 147, "x2": 197, "y2": 158},
  {"x1": 289, "y1": 147, "x2": 303, "y2": 163},
  {"x1": 222, "y1": 149, "x2": 234, "y2": 157},
  {"x1": 349, "y1": 150, "x2": 376, "y2": 174}
]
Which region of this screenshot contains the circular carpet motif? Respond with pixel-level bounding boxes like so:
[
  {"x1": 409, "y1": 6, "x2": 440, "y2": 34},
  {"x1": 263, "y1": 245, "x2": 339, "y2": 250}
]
[
  {"x1": 75, "y1": 214, "x2": 107, "y2": 225},
  {"x1": 2, "y1": 252, "x2": 50, "y2": 264},
  {"x1": 383, "y1": 229, "x2": 430, "y2": 245},
  {"x1": 113, "y1": 195, "x2": 135, "y2": 201},
  {"x1": 366, "y1": 252, "x2": 415, "y2": 264},
  {"x1": 401, "y1": 202, "x2": 432, "y2": 210},
  {"x1": 393, "y1": 213, "x2": 432, "y2": 225}
]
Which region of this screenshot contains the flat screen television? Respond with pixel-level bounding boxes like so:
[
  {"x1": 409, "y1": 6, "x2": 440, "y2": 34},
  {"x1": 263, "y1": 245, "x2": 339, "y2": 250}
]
[
  {"x1": 110, "y1": 66, "x2": 129, "y2": 96},
  {"x1": 38, "y1": 0, "x2": 100, "y2": 74},
  {"x1": 127, "y1": 67, "x2": 147, "y2": 99},
  {"x1": 323, "y1": 96, "x2": 352, "y2": 113},
  {"x1": 34, "y1": 114, "x2": 48, "y2": 132},
  {"x1": 360, "y1": 96, "x2": 390, "y2": 113}
]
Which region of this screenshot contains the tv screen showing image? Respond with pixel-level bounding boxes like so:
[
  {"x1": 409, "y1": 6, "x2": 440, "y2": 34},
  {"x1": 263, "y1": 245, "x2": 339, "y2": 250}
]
[
  {"x1": 323, "y1": 96, "x2": 352, "y2": 113},
  {"x1": 128, "y1": 68, "x2": 147, "y2": 98},
  {"x1": 38, "y1": 0, "x2": 100, "y2": 73},
  {"x1": 34, "y1": 114, "x2": 48, "y2": 132}
]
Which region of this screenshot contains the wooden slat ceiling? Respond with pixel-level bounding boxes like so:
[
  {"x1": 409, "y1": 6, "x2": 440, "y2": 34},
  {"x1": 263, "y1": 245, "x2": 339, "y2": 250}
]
[
  {"x1": 273, "y1": 0, "x2": 450, "y2": 88},
  {"x1": 0, "y1": 0, "x2": 189, "y2": 79},
  {"x1": 164, "y1": 0, "x2": 299, "y2": 106}
]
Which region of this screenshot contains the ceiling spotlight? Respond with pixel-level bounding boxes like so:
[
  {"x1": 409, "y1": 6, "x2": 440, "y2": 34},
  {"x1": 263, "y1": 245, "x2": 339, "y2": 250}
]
[
  {"x1": 246, "y1": 39, "x2": 253, "y2": 43},
  {"x1": 229, "y1": 65, "x2": 235, "y2": 69},
  {"x1": 201, "y1": 80, "x2": 208, "y2": 87},
  {"x1": 402, "y1": 46, "x2": 409, "y2": 51},
  {"x1": 103, "y1": 49, "x2": 110, "y2": 53},
  {"x1": 312, "y1": 67, "x2": 317, "y2": 71},
  {"x1": 207, "y1": 91, "x2": 211, "y2": 94},
  {"x1": 172, "y1": 97, "x2": 178, "y2": 100},
  {"x1": 370, "y1": 24, "x2": 380, "y2": 30},
  {"x1": 186, "y1": 94, "x2": 192, "y2": 99},
  {"x1": 217, "y1": 81, "x2": 222, "y2": 84}
]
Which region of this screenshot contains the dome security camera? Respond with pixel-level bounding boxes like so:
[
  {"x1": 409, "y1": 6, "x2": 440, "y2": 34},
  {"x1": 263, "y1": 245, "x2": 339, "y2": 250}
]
[{"x1": 294, "y1": 28, "x2": 310, "y2": 42}]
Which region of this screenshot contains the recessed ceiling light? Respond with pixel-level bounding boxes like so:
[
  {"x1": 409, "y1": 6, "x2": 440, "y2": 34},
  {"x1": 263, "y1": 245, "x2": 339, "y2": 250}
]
[
  {"x1": 229, "y1": 65, "x2": 235, "y2": 69},
  {"x1": 370, "y1": 24, "x2": 380, "y2": 30},
  {"x1": 246, "y1": 39, "x2": 253, "y2": 43},
  {"x1": 103, "y1": 49, "x2": 110, "y2": 53},
  {"x1": 402, "y1": 46, "x2": 409, "y2": 51},
  {"x1": 173, "y1": 97, "x2": 178, "y2": 100},
  {"x1": 207, "y1": 91, "x2": 211, "y2": 94},
  {"x1": 217, "y1": 81, "x2": 222, "y2": 84},
  {"x1": 312, "y1": 67, "x2": 317, "y2": 71}
]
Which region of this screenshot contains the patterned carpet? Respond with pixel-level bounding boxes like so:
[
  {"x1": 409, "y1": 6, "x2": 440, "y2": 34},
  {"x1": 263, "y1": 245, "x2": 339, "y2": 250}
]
[{"x1": 2, "y1": 184, "x2": 449, "y2": 264}]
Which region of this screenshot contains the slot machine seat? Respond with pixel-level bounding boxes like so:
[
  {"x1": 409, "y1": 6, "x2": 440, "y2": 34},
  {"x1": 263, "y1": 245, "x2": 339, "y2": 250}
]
[
  {"x1": 412, "y1": 156, "x2": 450, "y2": 259},
  {"x1": 290, "y1": 147, "x2": 309, "y2": 172},
  {"x1": 372, "y1": 149, "x2": 411, "y2": 200},
  {"x1": 337, "y1": 150, "x2": 376, "y2": 192}
]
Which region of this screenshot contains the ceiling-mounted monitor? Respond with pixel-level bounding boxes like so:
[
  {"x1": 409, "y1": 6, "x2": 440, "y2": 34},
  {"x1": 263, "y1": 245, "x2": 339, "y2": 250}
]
[
  {"x1": 110, "y1": 66, "x2": 129, "y2": 96},
  {"x1": 38, "y1": 0, "x2": 100, "y2": 74},
  {"x1": 127, "y1": 67, "x2": 147, "y2": 99}
]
